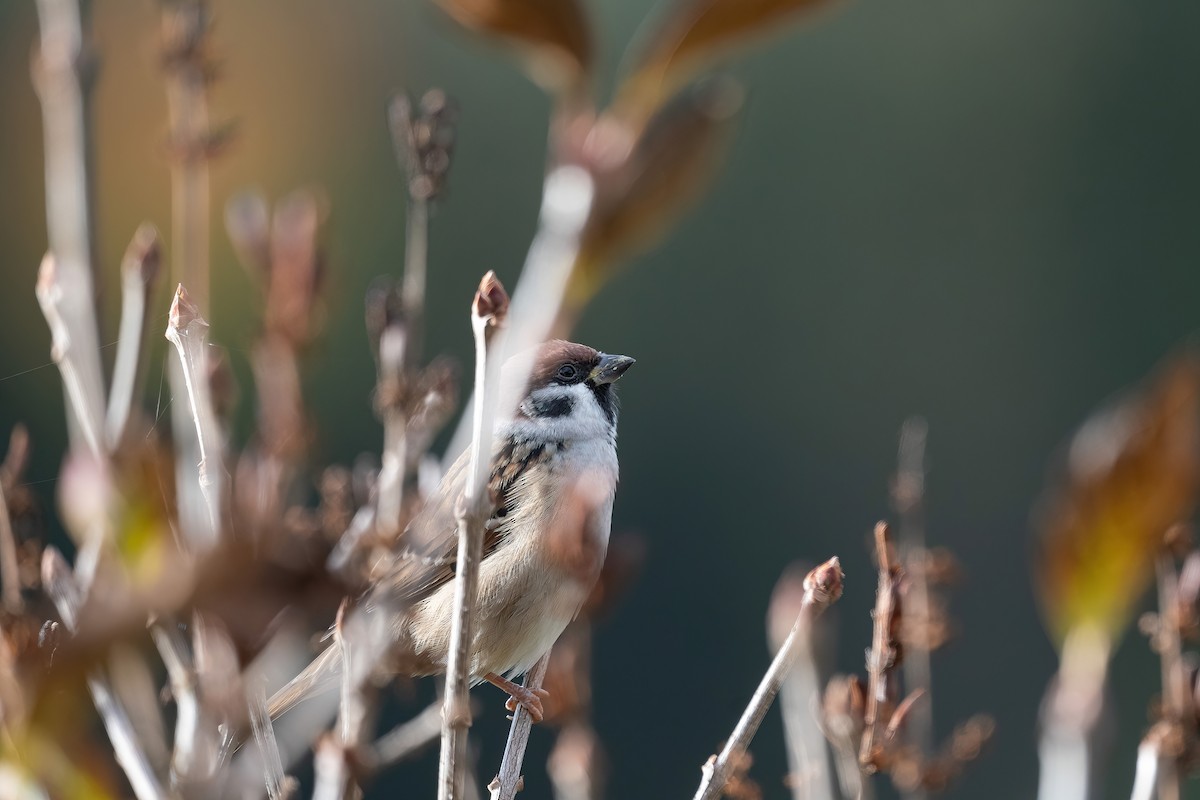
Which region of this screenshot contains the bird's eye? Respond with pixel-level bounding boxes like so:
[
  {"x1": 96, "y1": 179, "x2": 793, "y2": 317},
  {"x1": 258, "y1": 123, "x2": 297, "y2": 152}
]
[{"x1": 556, "y1": 364, "x2": 578, "y2": 381}]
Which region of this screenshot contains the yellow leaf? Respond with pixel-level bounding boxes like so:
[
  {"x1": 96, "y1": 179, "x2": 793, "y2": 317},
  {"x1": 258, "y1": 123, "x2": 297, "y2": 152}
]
[{"x1": 1035, "y1": 354, "x2": 1200, "y2": 646}]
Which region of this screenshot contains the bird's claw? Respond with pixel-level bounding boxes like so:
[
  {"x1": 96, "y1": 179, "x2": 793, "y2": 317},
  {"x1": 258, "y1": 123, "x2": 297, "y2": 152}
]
[{"x1": 504, "y1": 686, "x2": 550, "y2": 723}]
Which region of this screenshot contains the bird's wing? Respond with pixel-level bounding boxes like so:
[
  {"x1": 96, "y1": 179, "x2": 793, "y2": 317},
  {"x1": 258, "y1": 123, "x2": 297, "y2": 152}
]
[{"x1": 377, "y1": 435, "x2": 558, "y2": 605}]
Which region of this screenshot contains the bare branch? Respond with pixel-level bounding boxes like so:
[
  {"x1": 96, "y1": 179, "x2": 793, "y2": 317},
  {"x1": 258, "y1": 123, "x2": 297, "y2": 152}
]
[
  {"x1": 490, "y1": 653, "x2": 552, "y2": 800},
  {"x1": 439, "y1": 271, "x2": 510, "y2": 800},
  {"x1": 107, "y1": 224, "x2": 162, "y2": 448},
  {"x1": 769, "y1": 565, "x2": 834, "y2": 800},
  {"x1": 693, "y1": 557, "x2": 844, "y2": 800}
]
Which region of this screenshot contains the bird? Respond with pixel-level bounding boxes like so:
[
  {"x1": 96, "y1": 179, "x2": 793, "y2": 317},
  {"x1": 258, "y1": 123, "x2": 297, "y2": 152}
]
[{"x1": 269, "y1": 339, "x2": 634, "y2": 723}]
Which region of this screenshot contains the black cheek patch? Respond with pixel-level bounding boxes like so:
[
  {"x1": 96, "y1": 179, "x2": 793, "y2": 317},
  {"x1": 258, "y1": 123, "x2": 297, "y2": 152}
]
[{"x1": 525, "y1": 395, "x2": 575, "y2": 418}]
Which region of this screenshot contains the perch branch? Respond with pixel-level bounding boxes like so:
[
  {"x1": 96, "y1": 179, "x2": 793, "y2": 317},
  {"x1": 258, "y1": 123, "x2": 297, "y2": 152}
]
[
  {"x1": 489, "y1": 653, "x2": 551, "y2": 800},
  {"x1": 692, "y1": 557, "x2": 844, "y2": 800},
  {"x1": 439, "y1": 271, "x2": 510, "y2": 800}
]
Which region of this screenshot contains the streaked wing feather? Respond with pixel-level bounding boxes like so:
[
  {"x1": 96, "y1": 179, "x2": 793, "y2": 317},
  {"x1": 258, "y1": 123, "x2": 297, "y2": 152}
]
[{"x1": 380, "y1": 436, "x2": 557, "y2": 604}]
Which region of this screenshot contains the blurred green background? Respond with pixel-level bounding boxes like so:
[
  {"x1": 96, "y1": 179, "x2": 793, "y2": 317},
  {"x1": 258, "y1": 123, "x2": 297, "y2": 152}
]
[{"x1": 3, "y1": 1, "x2": 1200, "y2": 798}]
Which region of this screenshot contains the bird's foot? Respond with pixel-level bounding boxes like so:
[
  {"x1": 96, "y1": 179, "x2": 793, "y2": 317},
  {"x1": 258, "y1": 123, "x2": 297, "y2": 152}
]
[{"x1": 484, "y1": 672, "x2": 550, "y2": 723}]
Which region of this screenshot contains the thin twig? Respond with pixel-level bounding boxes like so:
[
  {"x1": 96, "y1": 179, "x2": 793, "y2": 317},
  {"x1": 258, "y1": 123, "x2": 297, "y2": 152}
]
[
  {"x1": 36, "y1": 254, "x2": 103, "y2": 459},
  {"x1": 490, "y1": 653, "x2": 552, "y2": 800},
  {"x1": 107, "y1": 224, "x2": 162, "y2": 448},
  {"x1": 32, "y1": 0, "x2": 107, "y2": 456},
  {"x1": 693, "y1": 557, "x2": 844, "y2": 800},
  {"x1": 769, "y1": 566, "x2": 833, "y2": 800},
  {"x1": 42, "y1": 548, "x2": 166, "y2": 800},
  {"x1": 165, "y1": 284, "x2": 224, "y2": 546},
  {"x1": 439, "y1": 272, "x2": 510, "y2": 800},
  {"x1": 367, "y1": 701, "x2": 444, "y2": 771}
]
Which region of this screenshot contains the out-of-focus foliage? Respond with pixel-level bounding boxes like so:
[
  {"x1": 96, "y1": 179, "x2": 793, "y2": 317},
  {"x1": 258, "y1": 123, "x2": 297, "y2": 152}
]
[
  {"x1": 565, "y1": 78, "x2": 743, "y2": 314},
  {"x1": 432, "y1": 0, "x2": 592, "y2": 94},
  {"x1": 615, "y1": 0, "x2": 838, "y2": 124},
  {"x1": 1036, "y1": 354, "x2": 1200, "y2": 647}
]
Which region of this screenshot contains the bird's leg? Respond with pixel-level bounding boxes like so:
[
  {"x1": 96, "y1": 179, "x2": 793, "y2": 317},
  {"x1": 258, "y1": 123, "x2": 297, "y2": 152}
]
[{"x1": 483, "y1": 672, "x2": 550, "y2": 723}]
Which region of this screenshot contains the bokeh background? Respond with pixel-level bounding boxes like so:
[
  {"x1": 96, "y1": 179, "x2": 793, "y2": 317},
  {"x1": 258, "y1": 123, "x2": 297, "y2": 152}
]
[{"x1": 3, "y1": 1, "x2": 1200, "y2": 798}]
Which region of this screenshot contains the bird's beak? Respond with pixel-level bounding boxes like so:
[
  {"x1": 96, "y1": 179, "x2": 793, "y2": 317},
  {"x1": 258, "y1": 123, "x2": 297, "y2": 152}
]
[{"x1": 589, "y1": 353, "x2": 635, "y2": 385}]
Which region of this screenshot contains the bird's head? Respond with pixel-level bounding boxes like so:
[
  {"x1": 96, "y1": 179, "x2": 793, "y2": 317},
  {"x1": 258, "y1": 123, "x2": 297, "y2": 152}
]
[{"x1": 506, "y1": 340, "x2": 635, "y2": 440}]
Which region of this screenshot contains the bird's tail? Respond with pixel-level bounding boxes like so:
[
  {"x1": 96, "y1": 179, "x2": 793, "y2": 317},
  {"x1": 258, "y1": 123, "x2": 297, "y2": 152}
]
[{"x1": 267, "y1": 644, "x2": 342, "y2": 719}]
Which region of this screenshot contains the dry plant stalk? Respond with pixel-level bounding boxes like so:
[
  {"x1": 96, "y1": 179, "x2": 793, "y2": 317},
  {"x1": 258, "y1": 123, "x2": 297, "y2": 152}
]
[
  {"x1": 693, "y1": 557, "x2": 844, "y2": 800},
  {"x1": 439, "y1": 272, "x2": 511, "y2": 800},
  {"x1": 860, "y1": 523, "x2": 905, "y2": 772}
]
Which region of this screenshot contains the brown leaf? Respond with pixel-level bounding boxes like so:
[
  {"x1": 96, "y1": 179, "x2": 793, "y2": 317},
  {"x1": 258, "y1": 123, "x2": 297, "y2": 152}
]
[
  {"x1": 563, "y1": 77, "x2": 743, "y2": 316},
  {"x1": 1036, "y1": 353, "x2": 1200, "y2": 646},
  {"x1": 434, "y1": 0, "x2": 592, "y2": 94},
  {"x1": 616, "y1": 0, "x2": 838, "y2": 123}
]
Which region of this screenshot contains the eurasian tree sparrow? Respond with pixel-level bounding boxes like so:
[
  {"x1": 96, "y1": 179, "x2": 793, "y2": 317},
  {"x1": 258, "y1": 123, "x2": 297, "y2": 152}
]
[{"x1": 271, "y1": 339, "x2": 634, "y2": 722}]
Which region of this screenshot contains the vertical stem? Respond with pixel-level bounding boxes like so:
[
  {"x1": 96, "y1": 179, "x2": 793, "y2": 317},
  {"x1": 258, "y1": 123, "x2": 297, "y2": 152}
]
[{"x1": 162, "y1": 0, "x2": 212, "y2": 312}]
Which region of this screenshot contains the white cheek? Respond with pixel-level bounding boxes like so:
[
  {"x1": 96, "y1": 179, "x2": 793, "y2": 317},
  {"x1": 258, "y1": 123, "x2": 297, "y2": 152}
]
[{"x1": 502, "y1": 383, "x2": 614, "y2": 443}]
